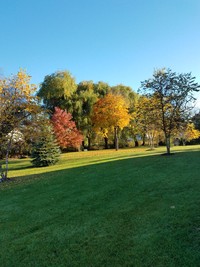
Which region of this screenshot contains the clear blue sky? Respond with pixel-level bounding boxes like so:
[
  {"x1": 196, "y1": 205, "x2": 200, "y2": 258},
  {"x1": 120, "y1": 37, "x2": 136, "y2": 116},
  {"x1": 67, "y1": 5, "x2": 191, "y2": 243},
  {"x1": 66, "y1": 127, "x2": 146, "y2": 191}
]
[{"x1": 1, "y1": 0, "x2": 200, "y2": 105}]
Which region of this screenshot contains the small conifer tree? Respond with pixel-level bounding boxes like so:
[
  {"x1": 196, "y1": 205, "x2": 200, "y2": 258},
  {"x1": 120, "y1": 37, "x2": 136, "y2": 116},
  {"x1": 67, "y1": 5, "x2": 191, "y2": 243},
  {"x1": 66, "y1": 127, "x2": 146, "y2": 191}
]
[{"x1": 31, "y1": 124, "x2": 60, "y2": 167}]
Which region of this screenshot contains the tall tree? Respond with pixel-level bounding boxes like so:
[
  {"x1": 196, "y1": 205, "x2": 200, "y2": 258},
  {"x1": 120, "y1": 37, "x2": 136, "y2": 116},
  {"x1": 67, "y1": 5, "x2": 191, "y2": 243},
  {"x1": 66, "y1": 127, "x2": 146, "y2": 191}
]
[
  {"x1": 110, "y1": 85, "x2": 139, "y2": 147},
  {"x1": 0, "y1": 70, "x2": 40, "y2": 179},
  {"x1": 140, "y1": 68, "x2": 200, "y2": 154},
  {"x1": 51, "y1": 107, "x2": 83, "y2": 150},
  {"x1": 92, "y1": 94, "x2": 130, "y2": 150},
  {"x1": 38, "y1": 71, "x2": 77, "y2": 113},
  {"x1": 74, "y1": 81, "x2": 98, "y2": 149}
]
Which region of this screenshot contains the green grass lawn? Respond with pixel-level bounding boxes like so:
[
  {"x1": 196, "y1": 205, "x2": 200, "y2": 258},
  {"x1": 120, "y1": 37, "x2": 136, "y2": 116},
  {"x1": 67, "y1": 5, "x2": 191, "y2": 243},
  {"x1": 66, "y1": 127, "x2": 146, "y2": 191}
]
[{"x1": 0, "y1": 146, "x2": 200, "y2": 266}]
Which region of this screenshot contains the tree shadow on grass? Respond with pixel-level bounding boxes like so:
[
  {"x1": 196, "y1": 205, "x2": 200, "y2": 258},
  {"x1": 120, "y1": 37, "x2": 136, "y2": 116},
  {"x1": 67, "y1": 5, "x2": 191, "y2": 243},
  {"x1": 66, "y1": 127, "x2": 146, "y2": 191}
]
[
  {"x1": 2, "y1": 164, "x2": 33, "y2": 172},
  {"x1": 1, "y1": 149, "x2": 200, "y2": 190}
]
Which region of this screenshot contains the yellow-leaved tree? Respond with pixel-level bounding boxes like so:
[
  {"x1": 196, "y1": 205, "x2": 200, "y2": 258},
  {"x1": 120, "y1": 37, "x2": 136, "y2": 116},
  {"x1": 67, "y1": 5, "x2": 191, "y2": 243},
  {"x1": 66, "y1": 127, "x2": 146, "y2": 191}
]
[
  {"x1": 91, "y1": 93, "x2": 130, "y2": 150},
  {"x1": 131, "y1": 95, "x2": 162, "y2": 149},
  {"x1": 0, "y1": 70, "x2": 41, "y2": 180},
  {"x1": 174, "y1": 122, "x2": 200, "y2": 145}
]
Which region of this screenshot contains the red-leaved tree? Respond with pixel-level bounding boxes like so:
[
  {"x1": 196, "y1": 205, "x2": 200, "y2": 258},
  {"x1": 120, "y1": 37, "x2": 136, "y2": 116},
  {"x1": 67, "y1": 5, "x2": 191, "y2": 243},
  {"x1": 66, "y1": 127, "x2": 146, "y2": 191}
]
[{"x1": 51, "y1": 107, "x2": 83, "y2": 150}]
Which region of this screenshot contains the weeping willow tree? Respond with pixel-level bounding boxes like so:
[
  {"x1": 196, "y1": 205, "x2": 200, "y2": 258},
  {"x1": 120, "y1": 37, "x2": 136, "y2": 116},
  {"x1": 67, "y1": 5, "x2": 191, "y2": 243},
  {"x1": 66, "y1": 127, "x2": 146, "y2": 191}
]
[{"x1": 37, "y1": 70, "x2": 77, "y2": 113}]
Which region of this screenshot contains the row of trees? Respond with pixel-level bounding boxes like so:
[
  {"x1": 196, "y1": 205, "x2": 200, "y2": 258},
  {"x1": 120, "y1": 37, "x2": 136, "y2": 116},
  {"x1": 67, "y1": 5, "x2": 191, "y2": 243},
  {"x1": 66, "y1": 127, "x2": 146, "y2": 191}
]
[
  {"x1": 38, "y1": 69, "x2": 200, "y2": 153},
  {"x1": 0, "y1": 68, "x2": 200, "y2": 179},
  {"x1": 38, "y1": 71, "x2": 138, "y2": 150}
]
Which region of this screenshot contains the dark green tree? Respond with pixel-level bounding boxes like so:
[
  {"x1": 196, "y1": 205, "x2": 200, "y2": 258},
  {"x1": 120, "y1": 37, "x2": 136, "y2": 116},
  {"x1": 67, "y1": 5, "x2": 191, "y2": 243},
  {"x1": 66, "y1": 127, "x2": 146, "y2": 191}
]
[{"x1": 31, "y1": 124, "x2": 60, "y2": 167}]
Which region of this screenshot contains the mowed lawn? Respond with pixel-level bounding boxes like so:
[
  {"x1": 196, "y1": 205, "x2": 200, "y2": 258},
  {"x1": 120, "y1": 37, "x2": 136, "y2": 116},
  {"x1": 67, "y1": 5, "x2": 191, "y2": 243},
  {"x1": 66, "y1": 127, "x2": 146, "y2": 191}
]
[{"x1": 0, "y1": 146, "x2": 200, "y2": 267}]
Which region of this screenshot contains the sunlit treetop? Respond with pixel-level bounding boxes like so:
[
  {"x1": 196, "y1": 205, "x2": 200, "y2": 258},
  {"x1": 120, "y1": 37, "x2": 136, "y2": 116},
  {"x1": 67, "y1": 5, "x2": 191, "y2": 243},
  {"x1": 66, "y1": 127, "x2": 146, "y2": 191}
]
[{"x1": 92, "y1": 93, "x2": 130, "y2": 131}]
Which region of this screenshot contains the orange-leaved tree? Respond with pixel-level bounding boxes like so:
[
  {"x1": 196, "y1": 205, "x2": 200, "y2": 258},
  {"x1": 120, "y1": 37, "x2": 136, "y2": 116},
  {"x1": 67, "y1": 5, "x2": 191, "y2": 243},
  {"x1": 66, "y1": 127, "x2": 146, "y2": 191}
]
[
  {"x1": 91, "y1": 93, "x2": 130, "y2": 150},
  {"x1": 51, "y1": 107, "x2": 83, "y2": 150}
]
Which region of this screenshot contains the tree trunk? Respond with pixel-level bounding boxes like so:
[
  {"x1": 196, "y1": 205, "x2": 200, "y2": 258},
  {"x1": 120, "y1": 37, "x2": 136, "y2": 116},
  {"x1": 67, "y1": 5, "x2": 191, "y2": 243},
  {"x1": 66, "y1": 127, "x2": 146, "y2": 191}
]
[
  {"x1": 150, "y1": 136, "x2": 154, "y2": 150},
  {"x1": 104, "y1": 137, "x2": 108, "y2": 149},
  {"x1": 82, "y1": 141, "x2": 85, "y2": 148},
  {"x1": 166, "y1": 136, "x2": 171, "y2": 154},
  {"x1": 114, "y1": 127, "x2": 119, "y2": 151},
  {"x1": 87, "y1": 136, "x2": 91, "y2": 150},
  {"x1": 142, "y1": 134, "x2": 146, "y2": 146},
  {"x1": 4, "y1": 137, "x2": 12, "y2": 179}
]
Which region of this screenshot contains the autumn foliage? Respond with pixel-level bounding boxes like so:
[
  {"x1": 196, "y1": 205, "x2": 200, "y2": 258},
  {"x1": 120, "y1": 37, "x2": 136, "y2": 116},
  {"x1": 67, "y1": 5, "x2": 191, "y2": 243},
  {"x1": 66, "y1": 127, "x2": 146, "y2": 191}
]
[
  {"x1": 92, "y1": 93, "x2": 130, "y2": 131},
  {"x1": 175, "y1": 123, "x2": 200, "y2": 144},
  {"x1": 51, "y1": 107, "x2": 83, "y2": 149},
  {"x1": 0, "y1": 70, "x2": 41, "y2": 178},
  {"x1": 91, "y1": 93, "x2": 130, "y2": 149}
]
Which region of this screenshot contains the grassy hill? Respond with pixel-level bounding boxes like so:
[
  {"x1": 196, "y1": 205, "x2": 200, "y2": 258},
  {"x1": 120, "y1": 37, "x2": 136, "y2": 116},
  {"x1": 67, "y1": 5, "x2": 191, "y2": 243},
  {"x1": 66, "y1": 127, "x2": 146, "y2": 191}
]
[{"x1": 0, "y1": 146, "x2": 200, "y2": 266}]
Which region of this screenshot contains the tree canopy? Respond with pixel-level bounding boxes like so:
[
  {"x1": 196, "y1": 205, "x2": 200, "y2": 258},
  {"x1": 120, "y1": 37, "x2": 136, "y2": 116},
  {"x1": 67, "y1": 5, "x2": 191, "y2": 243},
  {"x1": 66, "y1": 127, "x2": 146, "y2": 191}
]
[{"x1": 38, "y1": 71, "x2": 77, "y2": 113}]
